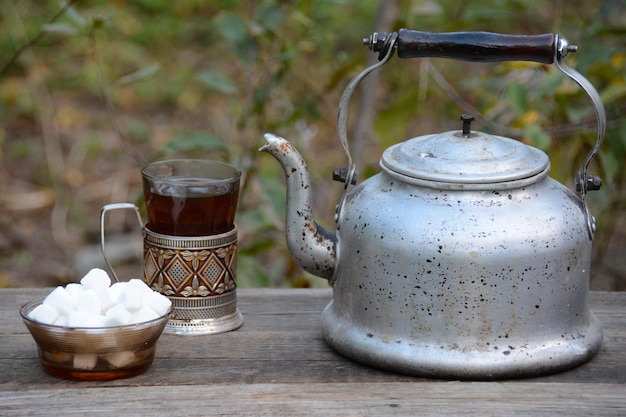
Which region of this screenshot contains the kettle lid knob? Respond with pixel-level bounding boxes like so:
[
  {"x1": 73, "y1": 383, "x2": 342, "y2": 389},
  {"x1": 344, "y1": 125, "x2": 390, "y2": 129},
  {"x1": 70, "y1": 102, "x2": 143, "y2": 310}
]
[{"x1": 460, "y1": 114, "x2": 475, "y2": 136}]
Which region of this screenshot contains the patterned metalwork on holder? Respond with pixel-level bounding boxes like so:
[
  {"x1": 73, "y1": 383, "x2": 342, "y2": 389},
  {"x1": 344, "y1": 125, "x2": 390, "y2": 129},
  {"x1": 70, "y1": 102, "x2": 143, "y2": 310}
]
[{"x1": 143, "y1": 226, "x2": 243, "y2": 335}]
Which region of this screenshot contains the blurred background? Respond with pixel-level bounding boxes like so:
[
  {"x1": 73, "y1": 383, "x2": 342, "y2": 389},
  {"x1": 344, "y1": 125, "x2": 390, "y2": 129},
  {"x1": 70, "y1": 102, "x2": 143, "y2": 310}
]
[{"x1": 0, "y1": 0, "x2": 624, "y2": 289}]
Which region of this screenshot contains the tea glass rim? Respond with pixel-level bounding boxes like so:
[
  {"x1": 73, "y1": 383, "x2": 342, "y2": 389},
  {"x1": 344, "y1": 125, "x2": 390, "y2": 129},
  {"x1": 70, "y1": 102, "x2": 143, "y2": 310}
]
[{"x1": 141, "y1": 159, "x2": 241, "y2": 186}]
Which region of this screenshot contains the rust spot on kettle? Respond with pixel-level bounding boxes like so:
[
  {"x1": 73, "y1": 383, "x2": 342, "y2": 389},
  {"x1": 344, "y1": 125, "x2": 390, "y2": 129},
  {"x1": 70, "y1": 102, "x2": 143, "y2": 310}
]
[{"x1": 278, "y1": 141, "x2": 294, "y2": 153}]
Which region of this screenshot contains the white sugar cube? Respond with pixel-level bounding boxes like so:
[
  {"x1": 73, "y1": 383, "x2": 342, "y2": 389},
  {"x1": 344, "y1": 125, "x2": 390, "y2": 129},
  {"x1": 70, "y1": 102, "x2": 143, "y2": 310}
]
[
  {"x1": 76, "y1": 289, "x2": 102, "y2": 316},
  {"x1": 104, "y1": 304, "x2": 132, "y2": 326},
  {"x1": 106, "y1": 351, "x2": 135, "y2": 368},
  {"x1": 80, "y1": 268, "x2": 111, "y2": 291},
  {"x1": 43, "y1": 286, "x2": 77, "y2": 316},
  {"x1": 109, "y1": 281, "x2": 128, "y2": 301},
  {"x1": 118, "y1": 286, "x2": 144, "y2": 311},
  {"x1": 53, "y1": 314, "x2": 68, "y2": 326},
  {"x1": 28, "y1": 303, "x2": 60, "y2": 325},
  {"x1": 97, "y1": 287, "x2": 116, "y2": 313},
  {"x1": 87, "y1": 314, "x2": 107, "y2": 328},
  {"x1": 130, "y1": 306, "x2": 159, "y2": 324},
  {"x1": 143, "y1": 291, "x2": 171, "y2": 316},
  {"x1": 67, "y1": 311, "x2": 106, "y2": 328},
  {"x1": 73, "y1": 353, "x2": 98, "y2": 369},
  {"x1": 127, "y1": 279, "x2": 153, "y2": 296},
  {"x1": 65, "y1": 282, "x2": 85, "y2": 298},
  {"x1": 66, "y1": 311, "x2": 85, "y2": 327}
]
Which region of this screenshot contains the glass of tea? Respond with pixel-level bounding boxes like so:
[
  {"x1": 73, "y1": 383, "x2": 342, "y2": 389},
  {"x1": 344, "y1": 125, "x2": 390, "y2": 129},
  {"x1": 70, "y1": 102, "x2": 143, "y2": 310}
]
[
  {"x1": 100, "y1": 159, "x2": 244, "y2": 336},
  {"x1": 142, "y1": 159, "x2": 240, "y2": 236}
]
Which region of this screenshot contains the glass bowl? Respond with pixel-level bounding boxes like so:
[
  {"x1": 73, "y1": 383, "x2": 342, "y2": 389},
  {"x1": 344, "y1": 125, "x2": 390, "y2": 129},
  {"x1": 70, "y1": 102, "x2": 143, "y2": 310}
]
[{"x1": 20, "y1": 297, "x2": 173, "y2": 381}]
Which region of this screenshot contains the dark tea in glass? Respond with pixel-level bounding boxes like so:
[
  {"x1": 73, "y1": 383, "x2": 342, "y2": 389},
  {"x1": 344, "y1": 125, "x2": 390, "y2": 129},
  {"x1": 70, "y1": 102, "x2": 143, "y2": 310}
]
[{"x1": 141, "y1": 160, "x2": 240, "y2": 236}]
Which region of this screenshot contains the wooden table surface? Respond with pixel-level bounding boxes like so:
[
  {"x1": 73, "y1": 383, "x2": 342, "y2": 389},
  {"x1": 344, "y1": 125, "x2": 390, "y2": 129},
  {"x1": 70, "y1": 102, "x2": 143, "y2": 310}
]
[{"x1": 1, "y1": 288, "x2": 625, "y2": 416}]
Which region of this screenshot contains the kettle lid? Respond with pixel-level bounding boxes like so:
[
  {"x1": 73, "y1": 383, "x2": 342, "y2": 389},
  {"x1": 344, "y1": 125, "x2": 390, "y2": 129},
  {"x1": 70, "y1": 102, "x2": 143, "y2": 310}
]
[{"x1": 381, "y1": 129, "x2": 549, "y2": 186}]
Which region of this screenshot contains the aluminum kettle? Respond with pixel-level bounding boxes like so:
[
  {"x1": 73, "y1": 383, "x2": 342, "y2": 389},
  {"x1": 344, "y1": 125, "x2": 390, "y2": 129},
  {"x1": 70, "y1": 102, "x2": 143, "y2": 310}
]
[{"x1": 260, "y1": 30, "x2": 606, "y2": 379}]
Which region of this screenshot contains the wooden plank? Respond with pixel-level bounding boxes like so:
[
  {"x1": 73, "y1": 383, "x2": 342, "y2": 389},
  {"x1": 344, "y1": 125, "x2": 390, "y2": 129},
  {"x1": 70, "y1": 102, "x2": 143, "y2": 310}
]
[
  {"x1": 0, "y1": 288, "x2": 333, "y2": 333},
  {"x1": 1, "y1": 382, "x2": 625, "y2": 417},
  {"x1": 3, "y1": 334, "x2": 624, "y2": 384},
  {"x1": 2, "y1": 329, "x2": 625, "y2": 389},
  {"x1": 589, "y1": 291, "x2": 626, "y2": 312},
  {"x1": 4, "y1": 288, "x2": 624, "y2": 314}
]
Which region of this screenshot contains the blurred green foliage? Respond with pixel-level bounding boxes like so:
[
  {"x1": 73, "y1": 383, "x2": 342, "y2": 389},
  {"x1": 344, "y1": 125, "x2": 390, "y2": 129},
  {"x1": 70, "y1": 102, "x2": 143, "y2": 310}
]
[{"x1": 0, "y1": 0, "x2": 624, "y2": 288}]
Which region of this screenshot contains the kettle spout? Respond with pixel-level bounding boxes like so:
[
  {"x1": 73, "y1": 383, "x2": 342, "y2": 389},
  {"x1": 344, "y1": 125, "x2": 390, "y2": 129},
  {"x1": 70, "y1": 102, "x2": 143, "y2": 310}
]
[{"x1": 260, "y1": 133, "x2": 337, "y2": 281}]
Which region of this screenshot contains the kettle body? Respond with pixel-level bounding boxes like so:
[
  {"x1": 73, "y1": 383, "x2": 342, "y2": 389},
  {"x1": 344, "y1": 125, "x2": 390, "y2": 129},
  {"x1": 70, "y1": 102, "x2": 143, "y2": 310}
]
[{"x1": 323, "y1": 152, "x2": 602, "y2": 379}]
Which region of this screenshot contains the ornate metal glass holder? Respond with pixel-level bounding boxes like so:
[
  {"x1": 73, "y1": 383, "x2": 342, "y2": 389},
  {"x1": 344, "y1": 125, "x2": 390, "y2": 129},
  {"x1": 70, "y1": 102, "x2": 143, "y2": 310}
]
[{"x1": 143, "y1": 226, "x2": 243, "y2": 335}]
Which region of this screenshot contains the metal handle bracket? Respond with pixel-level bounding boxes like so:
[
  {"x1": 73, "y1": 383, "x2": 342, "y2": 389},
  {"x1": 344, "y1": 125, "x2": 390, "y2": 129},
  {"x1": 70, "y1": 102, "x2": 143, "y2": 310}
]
[
  {"x1": 100, "y1": 203, "x2": 145, "y2": 282},
  {"x1": 554, "y1": 35, "x2": 606, "y2": 239},
  {"x1": 334, "y1": 32, "x2": 398, "y2": 223}
]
